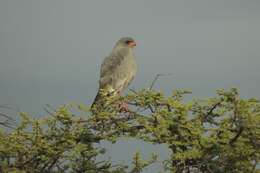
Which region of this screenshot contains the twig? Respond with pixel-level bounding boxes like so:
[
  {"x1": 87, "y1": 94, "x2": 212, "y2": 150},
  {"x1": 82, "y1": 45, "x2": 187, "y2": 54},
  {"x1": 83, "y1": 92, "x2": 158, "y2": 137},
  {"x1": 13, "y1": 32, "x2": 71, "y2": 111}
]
[
  {"x1": 229, "y1": 127, "x2": 244, "y2": 145},
  {"x1": 45, "y1": 104, "x2": 57, "y2": 113},
  {"x1": 43, "y1": 107, "x2": 55, "y2": 117},
  {"x1": 129, "y1": 88, "x2": 138, "y2": 94},
  {"x1": 201, "y1": 101, "x2": 221, "y2": 124},
  {"x1": 0, "y1": 112, "x2": 15, "y2": 121},
  {"x1": 0, "y1": 112, "x2": 16, "y2": 129},
  {"x1": 0, "y1": 105, "x2": 18, "y2": 126},
  {"x1": 149, "y1": 73, "x2": 173, "y2": 90},
  {"x1": 0, "y1": 121, "x2": 14, "y2": 129},
  {"x1": 0, "y1": 104, "x2": 20, "y2": 112},
  {"x1": 207, "y1": 102, "x2": 221, "y2": 116},
  {"x1": 148, "y1": 104, "x2": 155, "y2": 113}
]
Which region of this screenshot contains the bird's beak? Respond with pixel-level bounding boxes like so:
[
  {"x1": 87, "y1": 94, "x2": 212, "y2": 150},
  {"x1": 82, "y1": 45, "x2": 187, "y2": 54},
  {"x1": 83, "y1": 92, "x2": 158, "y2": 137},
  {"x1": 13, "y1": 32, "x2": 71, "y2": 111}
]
[{"x1": 128, "y1": 41, "x2": 137, "y2": 47}]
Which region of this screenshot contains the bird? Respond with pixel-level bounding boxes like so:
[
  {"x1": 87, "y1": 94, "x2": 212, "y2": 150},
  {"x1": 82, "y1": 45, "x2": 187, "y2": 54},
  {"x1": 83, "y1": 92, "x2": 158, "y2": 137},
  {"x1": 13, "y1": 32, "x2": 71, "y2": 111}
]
[{"x1": 91, "y1": 37, "x2": 137, "y2": 111}]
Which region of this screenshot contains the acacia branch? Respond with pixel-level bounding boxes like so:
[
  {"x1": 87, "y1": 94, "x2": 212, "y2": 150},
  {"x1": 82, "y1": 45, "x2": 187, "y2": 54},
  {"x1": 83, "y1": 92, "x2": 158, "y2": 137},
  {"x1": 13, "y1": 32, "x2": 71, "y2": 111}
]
[
  {"x1": 229, "y1": 127, "x2": 244, "y2": 145},
  {"x1": 149, "y1": 73, "x2": 172, "y2": 90}
]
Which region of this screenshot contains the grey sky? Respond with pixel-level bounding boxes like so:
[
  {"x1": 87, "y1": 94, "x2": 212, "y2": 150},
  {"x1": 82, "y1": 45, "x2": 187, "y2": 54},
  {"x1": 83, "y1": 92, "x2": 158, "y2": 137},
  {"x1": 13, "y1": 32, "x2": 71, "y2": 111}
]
[{"x1": 0, "y1": 0, "x2": 260, "y2": 172}]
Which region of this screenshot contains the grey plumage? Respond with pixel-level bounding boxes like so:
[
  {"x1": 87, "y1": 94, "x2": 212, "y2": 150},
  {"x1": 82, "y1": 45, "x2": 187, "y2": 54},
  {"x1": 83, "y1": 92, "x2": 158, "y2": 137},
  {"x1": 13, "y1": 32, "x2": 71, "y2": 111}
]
[{"x1": 91, "y1": 37, "x2": 137, "y2": 108}]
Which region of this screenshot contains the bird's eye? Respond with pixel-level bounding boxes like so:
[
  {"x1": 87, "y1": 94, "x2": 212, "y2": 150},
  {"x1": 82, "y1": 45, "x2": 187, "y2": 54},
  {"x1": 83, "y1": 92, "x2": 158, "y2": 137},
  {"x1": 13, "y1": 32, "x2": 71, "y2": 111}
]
[{"x1": 125, "y1": 40, "x2": 131, "y2": 44}]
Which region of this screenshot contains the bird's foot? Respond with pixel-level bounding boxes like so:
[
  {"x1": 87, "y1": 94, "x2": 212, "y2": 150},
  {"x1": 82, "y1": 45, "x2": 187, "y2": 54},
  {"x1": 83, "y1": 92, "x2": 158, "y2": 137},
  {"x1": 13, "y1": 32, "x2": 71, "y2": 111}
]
[{"x1": 118, "y1": 101, "x2": 129, "y2": 112}]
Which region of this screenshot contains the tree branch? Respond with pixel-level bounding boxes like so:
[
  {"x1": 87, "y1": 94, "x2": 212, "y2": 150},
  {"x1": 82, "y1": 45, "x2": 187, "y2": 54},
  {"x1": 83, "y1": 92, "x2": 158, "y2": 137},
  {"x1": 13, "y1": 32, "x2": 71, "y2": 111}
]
[
  {"x1": 229, "y1": 127, "x2": 244, "y2": 145},
  {"x1": 149, "y1": 73, "x2": 172, "y2": 90}
]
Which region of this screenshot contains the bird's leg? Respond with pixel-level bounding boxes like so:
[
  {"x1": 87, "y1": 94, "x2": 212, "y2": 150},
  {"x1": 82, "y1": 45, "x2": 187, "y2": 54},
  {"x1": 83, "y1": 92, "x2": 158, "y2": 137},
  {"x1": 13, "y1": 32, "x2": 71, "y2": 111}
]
[
  {"x1": 117, "y1": 91, "x2": 129, "y2": 112},
  {"x1": 118, "y1": 101, "x2": 129, "y2": 112}
]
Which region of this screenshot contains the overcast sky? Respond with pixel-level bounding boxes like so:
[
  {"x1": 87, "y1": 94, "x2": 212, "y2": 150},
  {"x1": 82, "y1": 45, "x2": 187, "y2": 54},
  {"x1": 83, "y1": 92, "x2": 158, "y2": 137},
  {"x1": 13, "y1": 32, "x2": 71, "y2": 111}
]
[{"x1": 0, "y1": 0, "x2": 260, "y2": 172}]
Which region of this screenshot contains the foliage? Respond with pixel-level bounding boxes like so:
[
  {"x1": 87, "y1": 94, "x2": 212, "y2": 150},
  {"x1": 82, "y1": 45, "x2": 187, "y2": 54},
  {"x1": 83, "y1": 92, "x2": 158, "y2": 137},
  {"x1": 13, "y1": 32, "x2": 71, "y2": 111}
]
[{"x1": 0, "y1": 88, "x2": 259, "y2": 173}]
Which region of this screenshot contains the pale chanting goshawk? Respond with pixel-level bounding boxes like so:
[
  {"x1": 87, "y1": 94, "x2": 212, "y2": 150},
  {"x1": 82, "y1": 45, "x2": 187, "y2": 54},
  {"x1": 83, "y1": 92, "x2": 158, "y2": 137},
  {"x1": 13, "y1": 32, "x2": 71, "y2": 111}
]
[{"x1": 91, "y1": 37, "x2": 137, "y2": 110}]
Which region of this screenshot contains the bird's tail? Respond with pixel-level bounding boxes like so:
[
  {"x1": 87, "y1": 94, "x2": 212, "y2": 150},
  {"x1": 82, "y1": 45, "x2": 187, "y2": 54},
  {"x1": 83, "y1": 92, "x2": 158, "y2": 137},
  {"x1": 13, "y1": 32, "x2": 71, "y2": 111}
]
[
  {"x1": 91, "y1": 88, "x2": 117, "y2": 112},
  {"x1": 91, "y1": 91, "x2": 102, "y2": 110}
]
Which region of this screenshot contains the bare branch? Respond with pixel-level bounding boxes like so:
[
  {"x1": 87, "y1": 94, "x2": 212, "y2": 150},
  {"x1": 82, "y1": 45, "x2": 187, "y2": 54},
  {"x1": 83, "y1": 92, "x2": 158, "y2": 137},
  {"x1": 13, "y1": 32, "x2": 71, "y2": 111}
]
[
  {"x1": 149, "y1": 73, "x2": 173, "y2": 90},
  {"x1": 0, "y1": 108, "x2": 17, "y2": 129}
]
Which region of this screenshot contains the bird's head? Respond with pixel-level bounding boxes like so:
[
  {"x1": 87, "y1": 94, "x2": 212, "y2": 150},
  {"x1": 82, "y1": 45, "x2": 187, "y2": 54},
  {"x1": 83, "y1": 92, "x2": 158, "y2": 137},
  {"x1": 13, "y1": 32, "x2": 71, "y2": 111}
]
[{"x1": 115, "y1": 37, "x2": 137, "y2": 49}]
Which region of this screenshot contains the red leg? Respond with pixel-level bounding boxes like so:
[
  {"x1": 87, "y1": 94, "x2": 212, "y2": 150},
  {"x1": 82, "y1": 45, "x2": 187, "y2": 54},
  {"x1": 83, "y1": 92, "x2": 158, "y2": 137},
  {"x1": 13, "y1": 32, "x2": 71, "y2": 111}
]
[{"x1": 118, "y1": 101, "x2": 129, "y2": 112}]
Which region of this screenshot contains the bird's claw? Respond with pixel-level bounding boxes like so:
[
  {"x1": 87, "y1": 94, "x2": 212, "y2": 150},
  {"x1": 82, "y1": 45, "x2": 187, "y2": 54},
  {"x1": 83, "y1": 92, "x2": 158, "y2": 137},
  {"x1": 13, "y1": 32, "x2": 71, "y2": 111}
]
[{"x1": 118, "y1": 102, "x2": 129, "y2": 112}]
